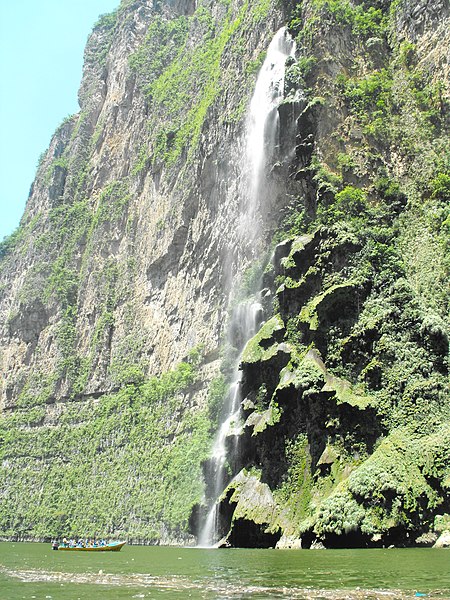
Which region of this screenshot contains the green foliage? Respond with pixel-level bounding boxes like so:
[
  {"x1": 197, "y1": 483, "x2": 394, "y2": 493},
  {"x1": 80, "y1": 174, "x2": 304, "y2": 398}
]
[
  {"x1": 343, "y1": 427, "x2": 450, "y2": 535},
  {"x1": 95, "y1": 180, "x2": 131, "y2": 226},
  {"x1": 47, "y1": 200, "x2": 92, "y2": 250},
  {"x1": 236, "y1": 255, "x2": 270, "y2": 302},
  {"x1": 374, "y1": 176, "x2": 407, "y2": 214},
  {"x1": 207, "y1": 375, "x2": 228, "y2": 426},
  {"x1": 33, "y1": 179, "x2": 132, "y2": 399},
  {"x1": 435, "y1": 514, "x2": 450, "y2": 533},
  {"x1": 341, "y1": 69, "x2": 393, "y2": 140},
  {"x1": 45, "y1": 156, "x2": 69, "y2": 187},
  {"x1": 147, "y1": 5, "x2": 247, "y2": 165},
  {"x1": 276, "y1": 207, "x2": 309, "y2": 241},
  {"x1": 334, "y1": 185, "x2": 368, "y2": 217},
  {"x1": 273, "y1": 434, "x2": 314, "y2": 533},
  {"x1": 0, "y1": 227, "x2": 24, "y2": 261},
  {"x1": 128, "y1": 1, "x2": 277, "y2": 166},
  {"x1": 252, "y1": 0, "x2": 272, "y2": 22},
  {"x1": 398, "y1": 41, "x2": 416, "y2": 68},
  {"x1": 89, "y1": 9, "x2": 119, "y2": 67},
  {"x1": 245, "y1": 51, "x2": 267, "y2": 76},
  {"x1": 297, "y1": 0, "x2": 388, "y2": 42},
  {"x1": 94, "y1": 11, "x2": 118, "y2": 31},
  {"x1": 430, "y1": 173, "x2": 450, "y2": 202},
  {"x1": 315, "y1": 488, "x2": 365, "y2": 536},
  {"x1": 0, "y1": 360, "x2": 211, "y2": 540},
  {"x1": 16, "y1": 372, "x2": 57, "y2": 409},
  {"x1": 285, "y1": 55, "x2": 317, "y2": 95},
  {"x1": 45, "y1": 259, "x2": 79, "y2": 307},
  {"x1": 128, "y1": 15, "x2": 189, "y2": 88},
  {"x1": 131, "y1": 143, "x2": 150, "y2": 176},
  {"x1": 311, "y1": 157, "x2": 343, "y2": 197}
]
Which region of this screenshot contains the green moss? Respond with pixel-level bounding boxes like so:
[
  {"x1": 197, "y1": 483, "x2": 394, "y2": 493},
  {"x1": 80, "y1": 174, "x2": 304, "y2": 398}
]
[
  {"x1": 241, "y1": 315, "x2": 285, "y2": 364},
  {"x1": 299, "y1": 282, "x2": 357, "y2": 331},
  {"x1": 273, "y1": 434, "x2": 314, "y2": 534}
]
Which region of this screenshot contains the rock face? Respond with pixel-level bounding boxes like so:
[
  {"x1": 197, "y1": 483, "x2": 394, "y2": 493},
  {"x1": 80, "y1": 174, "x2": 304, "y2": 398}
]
[
  {"x1": 0, "y1": 0, "x2": 293, "y2": 542},
  {"x1": 434, "y1": 531, "x2": 450, "y2": 548},
  {"x1": 200, "y1": 0, "x2": 450, "y2": 548},
  {"x1": 0, "y1": 0, "x2": 449, "y2": 546}
]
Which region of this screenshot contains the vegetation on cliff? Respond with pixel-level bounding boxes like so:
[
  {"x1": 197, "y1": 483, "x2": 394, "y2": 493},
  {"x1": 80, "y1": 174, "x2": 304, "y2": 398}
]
[
  {"x1": 0, "y1": 0, "x2": 448, "y2": 547},
  {"x1": 0, "y1": 0, "x2": 279, "y2": 542},
  {"x1": 0, "y1": 355, "x2": 211, "y2": 542},
  {"x1": 213, "y1": 0, "x2": 450, "y2": 548}
]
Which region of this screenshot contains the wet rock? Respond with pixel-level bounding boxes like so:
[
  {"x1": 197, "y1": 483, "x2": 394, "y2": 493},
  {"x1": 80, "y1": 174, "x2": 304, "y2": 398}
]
[
  {"x1": 414, "y1": 531, "x2": 438, "y2": 547},
  {"x1": 276, "y1": 534, "x2": 303, "y2": 549},
  {"x1": 218, "y1": 470, "x2": 281, "y2": 548},
  {"x1": 434, "y1": 530, "x2": 450, "y2": 548}
]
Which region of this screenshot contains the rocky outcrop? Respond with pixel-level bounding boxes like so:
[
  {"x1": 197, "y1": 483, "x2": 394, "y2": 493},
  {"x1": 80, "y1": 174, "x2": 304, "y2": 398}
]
[
  {"x1": 201, "y1": 0, "x2": 450, "y2": 548},
  {"x1": 217, "y1": 471, "x2": 281, "y2": 548},
  {"x1": 434, "y1": 531, "x2": 450, "y2": 548}
]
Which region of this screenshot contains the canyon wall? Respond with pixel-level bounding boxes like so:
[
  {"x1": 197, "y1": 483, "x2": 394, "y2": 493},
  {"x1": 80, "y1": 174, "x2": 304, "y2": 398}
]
[{"x1": 0, "y1": 0, "x2": 449, "y2": 547}]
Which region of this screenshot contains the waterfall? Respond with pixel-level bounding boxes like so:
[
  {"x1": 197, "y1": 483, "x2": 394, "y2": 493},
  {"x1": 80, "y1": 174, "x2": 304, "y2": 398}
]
[
  {"x1": 239, "y1": 27, "x2": 296, "y2": 248},
  {"x1": 198, "y1": 300, "x2": 264, "y2": 547},
  {"x1": 198, "y1": 27, "x2": 295, "y2": 548}
]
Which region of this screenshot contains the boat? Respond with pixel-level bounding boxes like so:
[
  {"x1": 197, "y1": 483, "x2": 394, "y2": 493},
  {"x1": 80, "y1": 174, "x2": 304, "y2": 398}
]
[{"x1": 54, "y1": 541, "x2": 126, "y2": 552}]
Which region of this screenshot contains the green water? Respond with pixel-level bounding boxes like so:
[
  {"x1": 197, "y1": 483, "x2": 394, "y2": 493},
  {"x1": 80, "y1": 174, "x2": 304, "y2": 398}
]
[{"x1": 0, "y1": 543, "x2": 449, "y2": 599}]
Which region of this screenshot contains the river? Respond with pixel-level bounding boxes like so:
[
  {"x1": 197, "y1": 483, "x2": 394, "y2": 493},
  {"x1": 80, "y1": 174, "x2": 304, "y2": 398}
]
[{"x1": 0, "y1": 543, "x2": 449, "y2": 599}]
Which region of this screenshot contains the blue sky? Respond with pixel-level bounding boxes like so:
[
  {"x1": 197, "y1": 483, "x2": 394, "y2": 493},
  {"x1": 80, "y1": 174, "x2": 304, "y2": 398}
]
[{"x1": 0, "y1": 0, "x2": 120, "y2": 242}]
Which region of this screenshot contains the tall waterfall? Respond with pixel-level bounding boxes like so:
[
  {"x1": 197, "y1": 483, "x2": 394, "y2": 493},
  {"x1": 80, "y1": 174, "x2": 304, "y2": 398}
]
[
  {"x1": 198, "y1": 27, "x2": 295, "y2": 548},
  {"x1": 239, "y1": 27, "x2": 296, "y2": 248}
]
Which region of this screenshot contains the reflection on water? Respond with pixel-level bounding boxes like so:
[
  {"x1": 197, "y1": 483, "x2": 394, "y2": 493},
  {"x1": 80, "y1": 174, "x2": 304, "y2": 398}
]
[{"x1": 1, "y1": 544, "x2": 449, "y2": 600}]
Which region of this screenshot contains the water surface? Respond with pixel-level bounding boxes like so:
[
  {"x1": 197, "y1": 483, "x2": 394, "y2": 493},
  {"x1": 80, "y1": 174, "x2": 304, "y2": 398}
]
[{"x1": 0, "y1": 543, "x2": 449, "y2": 599}]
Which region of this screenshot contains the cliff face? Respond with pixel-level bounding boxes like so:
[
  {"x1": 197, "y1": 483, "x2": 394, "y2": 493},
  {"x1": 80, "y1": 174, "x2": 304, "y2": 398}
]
[
  {"x1": 211, "y1": 0, "x2": 450, "y2": 548},
  {"x1": 0, "y1": 0, "x2": 292, "y2": 542},
  {"x1": 0, "y1": 0, "x2": 449, "y2": 546}
]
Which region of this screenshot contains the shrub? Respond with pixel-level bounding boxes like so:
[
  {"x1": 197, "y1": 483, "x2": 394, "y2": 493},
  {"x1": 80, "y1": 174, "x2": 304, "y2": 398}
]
[
  {"x1": 0, "y1": 227, "x2": 23, "y2": 261},
  {"x1": 430, "y1": 173, "x2": 450, "y2": 202},
  {"x1": 374, "y1": 176, "x2": 407, "y2": 214}
]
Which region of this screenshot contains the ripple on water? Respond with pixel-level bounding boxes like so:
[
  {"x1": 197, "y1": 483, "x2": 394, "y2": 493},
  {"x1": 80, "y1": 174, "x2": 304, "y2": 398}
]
[{"x1": 1, "y1": 564, "x2": 443, "y2": 599}]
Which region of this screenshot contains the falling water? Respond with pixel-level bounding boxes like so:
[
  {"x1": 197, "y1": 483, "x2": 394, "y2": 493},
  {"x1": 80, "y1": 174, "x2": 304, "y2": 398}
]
[
  {"x1": 198, "y1": 27, "x2": 295, "y2": 548},
  {"x1": 239, "y1": 27, "x2": 296, "y2": 246},
  {"x1": 198, "y1": 301, "x2": 263, "y2": 547}
]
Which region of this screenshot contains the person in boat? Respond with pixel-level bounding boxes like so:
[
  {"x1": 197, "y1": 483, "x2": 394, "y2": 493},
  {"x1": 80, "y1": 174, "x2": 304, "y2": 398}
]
[{"x1": 62, "y1": 537, "x2": 68, "y2": 547}]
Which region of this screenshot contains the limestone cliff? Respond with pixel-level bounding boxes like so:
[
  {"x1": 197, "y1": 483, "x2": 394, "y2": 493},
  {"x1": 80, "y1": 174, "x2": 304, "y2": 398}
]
[
  {"x1": 0, "y1": 0, "x2": 449, "y2": 547},
  {"x1": 0, "y1": 0, "x2": 291, "y2": 543}
]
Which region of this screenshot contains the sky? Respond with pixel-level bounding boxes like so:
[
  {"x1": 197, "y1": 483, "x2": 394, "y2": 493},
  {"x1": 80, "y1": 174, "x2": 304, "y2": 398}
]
[{"x1": 0, "y1": 0, "x2": 120, "y2": 242}]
